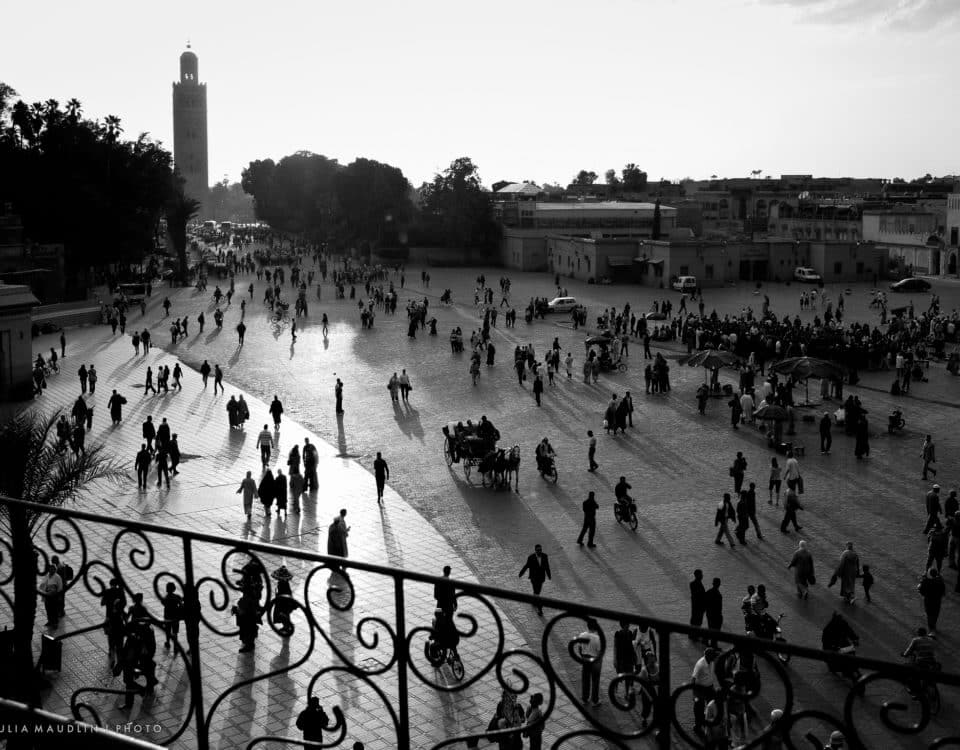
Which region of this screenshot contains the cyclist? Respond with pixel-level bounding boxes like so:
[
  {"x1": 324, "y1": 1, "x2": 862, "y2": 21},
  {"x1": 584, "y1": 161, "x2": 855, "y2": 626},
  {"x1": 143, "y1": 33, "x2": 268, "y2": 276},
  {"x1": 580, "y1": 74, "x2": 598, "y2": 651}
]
[
  {"x1": 614, "y1": 476, "x2": 635, "y2": 515},
  {"x1": 535, "y1": 438, "x2": 556, "y2": 474},
  {"x1": 431, "y1": 608, "x2": 460, "y2": 660},
  {"x1": 902, "y1": 626, "x2": 937, "y2": 668},
  {"x1": 902, "y1": 626, "x2": 939, "y2": 700}
]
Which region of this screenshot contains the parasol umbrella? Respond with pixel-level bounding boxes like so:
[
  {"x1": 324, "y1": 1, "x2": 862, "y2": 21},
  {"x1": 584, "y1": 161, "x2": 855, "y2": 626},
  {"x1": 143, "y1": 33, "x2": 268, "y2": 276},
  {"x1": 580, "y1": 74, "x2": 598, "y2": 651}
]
[
  {"x1": 585, "y1": 333, "x2": 614, "y2": 346},
  {"x1": 754, "y1": 402, "x2": 789, "y2": 444},
  {"x1": 683, "y1": 349, "x2": 742, "y2": 370},
  {"x1": 771, "y1": 356, "x2": 845, "y2": 406}
]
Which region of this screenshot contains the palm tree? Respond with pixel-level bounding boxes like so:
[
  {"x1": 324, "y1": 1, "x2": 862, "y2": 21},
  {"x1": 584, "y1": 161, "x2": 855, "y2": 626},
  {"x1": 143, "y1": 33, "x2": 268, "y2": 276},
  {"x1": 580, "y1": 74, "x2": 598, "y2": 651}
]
[
  {"x1": 65, "y1": 98, "x2": 82, "y2": 123},
  {"x1": 103, "y1": 114, "x2": 122, "y2": 144},
  {"x1": 0, "y1": 410, "x2": 123, "y2": 707},
  {"x1": 166, "y1": 184, "x2": 201, "y2": 284}
]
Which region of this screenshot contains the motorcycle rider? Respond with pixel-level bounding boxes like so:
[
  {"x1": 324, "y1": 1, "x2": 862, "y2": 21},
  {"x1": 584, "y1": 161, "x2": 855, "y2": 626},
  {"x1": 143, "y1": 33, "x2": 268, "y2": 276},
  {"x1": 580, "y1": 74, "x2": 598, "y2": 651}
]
[{"x1": 535, "y1": 437, "x2": 556, "y2": 474}]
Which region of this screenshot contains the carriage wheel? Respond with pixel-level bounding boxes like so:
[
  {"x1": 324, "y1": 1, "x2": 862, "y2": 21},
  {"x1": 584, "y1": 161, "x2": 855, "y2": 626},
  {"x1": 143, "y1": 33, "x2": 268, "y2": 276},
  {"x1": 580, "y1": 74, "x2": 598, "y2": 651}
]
[
  {"x1": 463, "y1": 462, "x2": 473, "y2": 482},
  {"x1": 618, "y1": 362, "x2": 627, "y2": 373},
  {"x1": 444, "y1": 437, "x2": 454, "y2": 467}
]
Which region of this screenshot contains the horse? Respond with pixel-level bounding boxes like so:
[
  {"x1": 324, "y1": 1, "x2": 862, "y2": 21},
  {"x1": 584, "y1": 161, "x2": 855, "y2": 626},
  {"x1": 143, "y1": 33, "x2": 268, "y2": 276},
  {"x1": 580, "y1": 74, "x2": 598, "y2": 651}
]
[{"x1": 502, "y1": 445, "x2": 521, "y2": 492}]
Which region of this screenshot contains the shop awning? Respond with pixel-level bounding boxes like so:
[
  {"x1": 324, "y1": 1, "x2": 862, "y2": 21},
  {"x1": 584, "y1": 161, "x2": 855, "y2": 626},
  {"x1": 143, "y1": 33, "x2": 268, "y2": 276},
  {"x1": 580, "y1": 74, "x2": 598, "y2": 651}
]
[
  {"x1": 607, "y1": 257, "x2": 634, "y2": 268},
  {"x1": 636, "y1": 258, "x2": 663, "y2": 266}
]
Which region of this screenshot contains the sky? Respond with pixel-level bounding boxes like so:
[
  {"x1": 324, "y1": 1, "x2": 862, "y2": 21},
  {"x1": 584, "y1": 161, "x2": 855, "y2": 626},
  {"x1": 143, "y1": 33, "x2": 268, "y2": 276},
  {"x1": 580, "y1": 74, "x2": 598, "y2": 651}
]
[{"x1": 2, "y1": 0, "x2": 957, "y2": 189}]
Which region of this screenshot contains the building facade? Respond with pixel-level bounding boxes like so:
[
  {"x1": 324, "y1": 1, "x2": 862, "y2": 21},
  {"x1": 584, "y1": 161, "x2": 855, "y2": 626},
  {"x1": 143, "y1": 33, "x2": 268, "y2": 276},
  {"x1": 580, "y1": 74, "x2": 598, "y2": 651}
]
[
  {"x1": 499, "y1": 201, "x2": 677, "y2": 272},
  {"x1": 862, "y1": 207, "x2": 945, "y2": 276},
  {"x1": 172, "y1": 46, "x2": 209, "y2": 208},
  {"x1": 946, "y1": 194, "x2": 960, "y2": 276}
]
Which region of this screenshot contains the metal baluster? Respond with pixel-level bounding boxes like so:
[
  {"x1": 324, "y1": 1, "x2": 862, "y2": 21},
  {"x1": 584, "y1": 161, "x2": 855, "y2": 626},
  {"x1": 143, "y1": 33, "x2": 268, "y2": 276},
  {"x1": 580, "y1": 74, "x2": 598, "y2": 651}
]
[
  {"x1": 394, "y1": 574, "x2": 410, "y2": 748},
  {"x1": 182, "y1": 537, "x2": 208, "y2": 750},
  {"x1": 656, "y1": 626, "x2": 671, "y2": 750}
]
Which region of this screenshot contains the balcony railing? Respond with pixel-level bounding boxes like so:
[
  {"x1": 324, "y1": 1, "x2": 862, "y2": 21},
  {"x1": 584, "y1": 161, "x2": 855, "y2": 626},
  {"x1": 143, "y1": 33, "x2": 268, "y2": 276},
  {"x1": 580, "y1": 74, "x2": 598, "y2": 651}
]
[{"x1": 1, "y1": 497, "x2": 958, "y2": 749}]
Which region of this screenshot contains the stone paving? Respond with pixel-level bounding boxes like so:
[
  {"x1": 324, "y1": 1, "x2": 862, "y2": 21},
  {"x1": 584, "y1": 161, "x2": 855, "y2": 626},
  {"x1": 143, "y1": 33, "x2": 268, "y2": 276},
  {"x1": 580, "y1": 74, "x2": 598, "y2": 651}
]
[{"x1": 16, "y1": 260, "x2": 960, "y2": 748}]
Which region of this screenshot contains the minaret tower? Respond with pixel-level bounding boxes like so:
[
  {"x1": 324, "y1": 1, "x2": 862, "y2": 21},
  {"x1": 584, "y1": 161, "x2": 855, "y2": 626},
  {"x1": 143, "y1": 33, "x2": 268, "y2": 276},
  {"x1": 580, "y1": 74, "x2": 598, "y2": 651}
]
[{"x1": 172, "y1": 43, "x2": 209, "y2": 208}]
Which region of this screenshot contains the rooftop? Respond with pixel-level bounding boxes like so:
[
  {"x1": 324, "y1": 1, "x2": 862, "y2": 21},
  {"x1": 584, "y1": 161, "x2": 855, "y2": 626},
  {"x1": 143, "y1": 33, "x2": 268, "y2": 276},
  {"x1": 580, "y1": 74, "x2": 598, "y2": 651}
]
[{"x1": 535, "y1": 201, "x2": 671, "y2": 211}]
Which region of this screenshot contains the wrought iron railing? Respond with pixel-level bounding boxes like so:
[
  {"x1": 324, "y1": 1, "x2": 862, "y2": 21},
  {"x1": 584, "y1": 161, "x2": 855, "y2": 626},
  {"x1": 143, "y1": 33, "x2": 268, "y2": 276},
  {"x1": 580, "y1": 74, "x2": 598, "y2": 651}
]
[{"x1": 0, "y1": 497, "x2": 958, "y2": 750}]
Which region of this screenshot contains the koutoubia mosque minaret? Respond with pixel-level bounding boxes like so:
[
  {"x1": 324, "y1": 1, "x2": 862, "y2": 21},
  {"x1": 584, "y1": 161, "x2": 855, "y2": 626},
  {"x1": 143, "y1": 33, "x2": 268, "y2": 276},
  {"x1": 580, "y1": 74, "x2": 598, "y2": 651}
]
[{"x1": 172, "y1": 43, "x2": 209, "y2": 207}]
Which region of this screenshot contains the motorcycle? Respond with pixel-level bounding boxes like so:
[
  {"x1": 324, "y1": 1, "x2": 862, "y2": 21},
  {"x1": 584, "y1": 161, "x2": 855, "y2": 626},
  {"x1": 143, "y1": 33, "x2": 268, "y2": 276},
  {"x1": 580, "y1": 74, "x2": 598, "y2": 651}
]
[
  {"x1": 888, "y1": 409, "x2": 905, "y2": 433},
  {"x1": 822, "y1": 612, "x2": 861, "y2": 680},
  {"x1": 745, "y1": 611, "x2": 790, "y2": 663},
  {"x1": 613, "y1": 496, "x2": 638, "y2": 531},
  {"x1": 537, "y1": 454, "x2": 558, "y2": 483}
]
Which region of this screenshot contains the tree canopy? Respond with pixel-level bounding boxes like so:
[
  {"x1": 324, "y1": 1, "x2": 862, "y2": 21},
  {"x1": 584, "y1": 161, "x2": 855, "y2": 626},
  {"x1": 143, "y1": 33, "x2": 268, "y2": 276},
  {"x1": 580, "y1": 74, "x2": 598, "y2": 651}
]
[
  {"x1": 241, "y1": 152, "x2": 412, "y2": 248},
  {"x1": 0, "y1": 83, "x2": 174, "y2": 294},
  {"x1": 573, "y1": 170, "x2": 598, "y2": 185},
  {"x1": 621, "y1": 163, "x2": 648, "y2": 191},
  {"x1": 416, "y1": 157, "x2": 496, "y2": 252}
]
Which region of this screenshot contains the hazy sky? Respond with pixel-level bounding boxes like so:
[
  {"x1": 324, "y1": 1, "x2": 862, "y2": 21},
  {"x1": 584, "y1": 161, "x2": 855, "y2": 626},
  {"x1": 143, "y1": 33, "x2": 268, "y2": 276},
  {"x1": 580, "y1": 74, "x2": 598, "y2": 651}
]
[{"x1": 3, "y1": 0, "x2": 957, "y2": 188}]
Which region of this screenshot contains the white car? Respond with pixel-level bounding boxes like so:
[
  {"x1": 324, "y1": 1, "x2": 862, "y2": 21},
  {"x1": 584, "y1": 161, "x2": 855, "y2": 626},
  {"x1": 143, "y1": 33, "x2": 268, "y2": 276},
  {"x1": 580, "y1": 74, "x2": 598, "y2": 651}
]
[
  {"x1": 547, "y1": 296, "x2": 578, "y2": 313},
  {"x1": 794, "y1": 267, "x2": 822, "y2": 283},
  {"x1": 672, "y1": 275, "x2": 697, "y2": 292}
]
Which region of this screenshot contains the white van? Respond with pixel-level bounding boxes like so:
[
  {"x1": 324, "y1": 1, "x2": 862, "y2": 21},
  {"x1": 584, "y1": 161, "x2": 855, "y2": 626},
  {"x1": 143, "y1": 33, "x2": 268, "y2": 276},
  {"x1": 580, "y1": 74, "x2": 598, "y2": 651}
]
[{"x1": 672, "y1": 276, "x2": 697, "y2": 292}]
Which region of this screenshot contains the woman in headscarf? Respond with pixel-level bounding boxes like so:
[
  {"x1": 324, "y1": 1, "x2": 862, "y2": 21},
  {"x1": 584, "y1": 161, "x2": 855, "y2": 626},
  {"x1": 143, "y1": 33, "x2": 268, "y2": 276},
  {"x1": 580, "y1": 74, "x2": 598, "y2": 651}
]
[
  {"x1": 834, "y1": 542, "x2": 860, "y2": 603},
  {"x1": 258, "y1": 469, "x2": 275, "y2": 517},
  {"x1": 787, "y1": 540, "x2": 815, "y2": 599}
]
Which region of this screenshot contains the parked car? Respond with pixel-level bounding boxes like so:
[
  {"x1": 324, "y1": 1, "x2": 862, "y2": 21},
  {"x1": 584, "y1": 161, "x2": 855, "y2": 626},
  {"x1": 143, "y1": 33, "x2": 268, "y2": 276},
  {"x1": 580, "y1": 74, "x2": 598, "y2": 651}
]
[
  {"x1": 672, "y1": 275, "x2": 697, "y2": 292},
  {"x1": 890, "y1": 277, "x2": 931, "y2": 292},
  {"x1": 793, "y1": 267, "x2": 822, "y2": 283},
  {"x1": 117, "y1": 283, "x2": 148, "y2": 303},
  {"x1": 547, "y1": 296, "x2": 578, "y2": 313}
]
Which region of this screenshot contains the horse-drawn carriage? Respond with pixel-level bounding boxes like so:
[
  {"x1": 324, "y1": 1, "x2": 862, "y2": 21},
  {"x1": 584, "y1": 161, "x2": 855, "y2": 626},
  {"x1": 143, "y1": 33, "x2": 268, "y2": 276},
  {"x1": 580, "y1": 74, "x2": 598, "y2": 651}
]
[{"x1": 442, "y1": 422, "x2": 520, "y2": 491}]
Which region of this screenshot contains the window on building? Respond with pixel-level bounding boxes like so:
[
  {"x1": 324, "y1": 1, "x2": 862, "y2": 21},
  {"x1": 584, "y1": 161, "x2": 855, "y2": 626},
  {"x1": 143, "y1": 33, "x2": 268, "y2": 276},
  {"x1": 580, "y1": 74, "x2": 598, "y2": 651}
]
[
  {"x1": 705, "y1": 265, "x2": 714, "y2": 279},
  {"x1": 834, "y1": 262, "x2": 842, "y2": 275},
  {"x1": 856, "y1": 262, "x2": 864, "y2": 274},
  {"x1": 679, "y1": 266, "x2": 689, "y2": 275}
]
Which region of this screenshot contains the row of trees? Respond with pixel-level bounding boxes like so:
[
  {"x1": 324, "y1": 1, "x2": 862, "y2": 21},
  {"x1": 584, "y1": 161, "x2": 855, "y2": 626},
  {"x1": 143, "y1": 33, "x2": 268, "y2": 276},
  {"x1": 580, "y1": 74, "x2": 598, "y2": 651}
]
[
  {"x1": 240, "y1": 153, "x2": 497, "y2": 254},
  {"x1": 0, "y1": 82, "x2": 197, "y2": 295},
  {"x1": 571, "y1": 163, "x2": 649, "y2": 191}
]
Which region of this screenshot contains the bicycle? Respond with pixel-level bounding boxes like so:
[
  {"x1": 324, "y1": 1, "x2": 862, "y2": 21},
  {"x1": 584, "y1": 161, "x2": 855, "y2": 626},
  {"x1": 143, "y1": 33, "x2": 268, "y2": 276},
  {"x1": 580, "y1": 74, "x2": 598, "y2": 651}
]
[
  {"x1": 614, "y1": 497, "x2": 638, "y2": 531},
  {"x1": 904, "y1": 657, "x2": 941, "y2": 716},
  {"x1": 424, "y1": 638, "x2": 464, "y2": 681}
]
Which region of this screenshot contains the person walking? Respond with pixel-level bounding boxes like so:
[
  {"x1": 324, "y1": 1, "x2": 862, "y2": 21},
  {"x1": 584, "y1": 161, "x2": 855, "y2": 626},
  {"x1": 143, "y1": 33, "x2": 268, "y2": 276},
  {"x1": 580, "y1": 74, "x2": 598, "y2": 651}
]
[
  {"x1": 78, "y1": 364, "x2": 88, "y2": 394},
  {"x1": 918, "y1": 567, "x2": 946, "y2": 635},
  {"x1": 735, "y1": 492, "x2": 751, "y2": 545},
  {"x1": 518, "y1": 544, "x2": 551, "y2": 616},
  {"x1": 214, "y1": 365, "x2": 224, "y2": 395},
  {"x1": 236, "y1": 321, "x2": 247, "y2": 347},
  {"x1": 335, "y1": 378, "x2": 344, "y2": 414},
  {"x1": 156, "y1": 446, "x2": 171, "y2": 489},
  {"x1": 922, "y1": 435, "x2": 937, "y2": 480},
  {"x1": 576, "y1": 618, "x2": 604, "y2": 707},
  {"x1": 819, "y1": 412, "x2": 833, "y2": 454},
  {"x1": 88, "y1": 365, "x2": 98, "y2": 394},
  {"x1": 714, "y1": 494, "x2": 736, "y2": 547},
  {"x1": 296, "y1": 696, "x2": 330, "y2": 744},
  {"x1": 373, "y1": 452, "x2": 389, "y2": 504},
  {"x1": 533, "y1": 372, "x2": 544, "y2": 406},
  {"x1": 200, "y1": 360, "x2": 211, "y2": 389},
  {"x1": 787, "y1": 540, "x2": 815, "y2": 599},
  {"x1": 587, "y1": 430, "x2": 598, "y2": 472},
  {"x1": 236, "y1": 471, "x2": 258, "y2": 520},
  {"x1": 730, "y1": 452, "x2": 747, "y2": 494},
  {"x1": 577, "y1": 491, "x2": 599, "y2": 548},
  {"x1": 768, "y1": 457, "x2": 782, "y2": 506},
  {"x1": 169, "y1": 434, "x2": 181, "y2": 475},
  {"x1": 303, "y1": 438, "x2": 319, "y2": 492},
  {"x1": 269, "y1": 396, "x2": 284, "y2": 430},
  {"x1": 691, "y1": 647, "x2": 719, "y2": 735},
  {"x1": 388, "y1": 372, "x2": 400, "y2": 403},
  {"x1": 60, "y1": 330, "x2": 66, "y2": 358},
  {"x1": 783, "y1": 451, "x2": 801, "y2": 492},
  {"x1": 142, "y1": 416, "x2": 156, "y2": 453},
  {"x1": 258, "y1": 469, "x2": 275, "y2": 517},
  {"x1": 833, "y1": 542, "x2": 860, "y2": 604},
  {"x1": 398, "y1": 369, "x2": 412, "y2": 402},
  {"x1": 689, "y1": 569, "x2": 707, "y2": 633},
  {"x1": 256, "y1": 424, "x2": 274, "y2": 467},
  {"x1": 108, "y1": 390, "x2": 127, "y2": 425},
  {"x1": 742, "y1": 482, "x2": 762, "y2": 539},
  {"x1": 327, "y1": 509, "x2": 350, "y2": 571},
  {"x1": 703, "y1": 578, "x2": 723, "y2": 644},
  {"x1": 172, "y1": 363, "x2": 183, "y2": 391},
  {"x1": 780, "y1": 487, "x2": 804, "y2": 533},
  {"x1": 135, "y1": 444, "x2": 151, "y2": 490},
  {"x1": 923, "y1": 485, "x2": 943, "y2": 533},
  {"x1": 274, "y1": 469, "x2": 288, "y2": 518}
]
